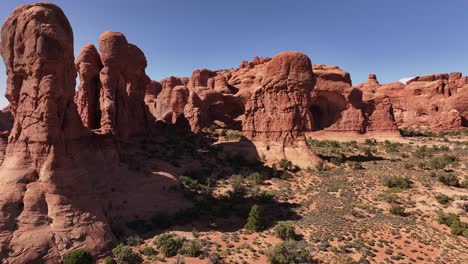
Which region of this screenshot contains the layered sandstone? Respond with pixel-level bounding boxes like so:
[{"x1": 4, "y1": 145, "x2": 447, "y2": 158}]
[
  {"x1": 242, "y1": 52, "x2": 315, "y2": 144},
  {"x1": 0, "y1": 4, "x2": 113, "y2": 263}
]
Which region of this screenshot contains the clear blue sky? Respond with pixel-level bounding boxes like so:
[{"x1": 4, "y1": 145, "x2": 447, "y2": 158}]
[{"x1": 1, "y1": 0, "x2": 467, "y2": 108}]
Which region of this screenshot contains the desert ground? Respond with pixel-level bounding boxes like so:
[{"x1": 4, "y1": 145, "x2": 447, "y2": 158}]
[{"x1": 104, "y1": 129, "x2": 468, "y2": 264}]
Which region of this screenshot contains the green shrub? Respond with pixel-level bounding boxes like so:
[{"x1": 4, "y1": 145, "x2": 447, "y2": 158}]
[
  {"x1": 435, "y1": 194, "x2": 451, "y2": 205},
  {"x1": 437, "y1": 213, "x2": 468, "y2": 237},
  {"x1": 63, "y1": 249, "x2": 93, "y2": 264},
  {"x1": 181, "y1": 240, "x2": 202, "y2": 257},
  {"x1": 208, "y1": 124, "x2": 218, "y2": 132},
  {"x1": 230, "y1": 175, "x2": 245, "y2": 195},
  {"x1": 437, "y1": 173, "x2": 460, "y2": 187},
  {"x1": 104, "y1": 256, "x2": 117, "y2": 264},
  {"x1": 220, "y1": 129, "x2": 227, "y2": 137},
  {"x1": 248, "y1": 172, "x2": 264, "y2": 184},
  {"x1": 389, "y1": 205, "x2": 405, "y2": 216},
  {"x1": 208, "y1": 252, "x2": 223, "y2": 264},
  {"x1": 274, "y1": 222, "x2": 296, "y2": 240},
  {"x1": 153, "y1": 233, "x2": 184, "y2": 257},
  {"x1": 245, "y1": 205, "x2": 265, "y2": 231},
  {"x1": 112, "y1": 244, "x2": 142, "y2": 264},
  {"x1": 141, "y1": 247, "x2": 156, "y2": 256},
  {"x1": 383, "y1": 176, "x2": 412, "y2": 189},
  {"x1": 429, "y1": 155, "x2": 457, "y2": 169},
  {"x1": 380, "y1": 193, "x2": 398, "y2": 203},
  {"x1": 268, "y1": 241, "x2": 312, "y2": 264},
  {"x1": 279, "y1": 159, "x2": 293, "y2": 170}
]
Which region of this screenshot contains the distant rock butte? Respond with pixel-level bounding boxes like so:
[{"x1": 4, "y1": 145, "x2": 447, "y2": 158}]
[{"x1": 0, "y1": 2, "x2": 467, "y2": 263}]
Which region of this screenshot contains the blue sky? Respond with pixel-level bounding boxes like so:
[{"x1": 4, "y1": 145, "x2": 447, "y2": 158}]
[{"x1": 1, "y1": 0, "x2": 467, "y2": 108}]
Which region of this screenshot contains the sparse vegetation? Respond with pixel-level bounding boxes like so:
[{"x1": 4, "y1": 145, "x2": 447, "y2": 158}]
[
  {"x1": 63, "y1": 249, "x2": 93, "y2": 264},
  {"x1": 112, "y1": 244, "x2": 142, "y2": 264},
  {"x1": 247, "y1": 172, "x2": 264, "y2": 184},
  {"x1": 437, "y1": 213, "x2": 468, "y2": 237},
  {"x1": 435, "y1": 194, "x2": 451, "y2": 205},
  {"x1": 274, "y1": 221, "x2": 296, "y2": 240},
  {"x1": 268, "y1": 241, "x2": 313, "y2": 264},
  {"x1": 389, "y1": 205, "x2": 406, "y2": 216},
  {"x1": 383, "y1": 176, "x2": 412, "y2": 189},
  {"x1": 436, "y1": 173, "x2": 460, "y2": 187},
  {"x1": 153, "y1": 233, "x2": 184, "y2": 257}
]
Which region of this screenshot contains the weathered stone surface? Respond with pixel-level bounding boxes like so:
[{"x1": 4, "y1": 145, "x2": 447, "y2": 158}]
[
  {"x1": 0, "y1": 3, "x2": 113, "y2": 263},
  {"x1": 0, "y1": 106, "x2": 13, "y2": 134},
  {"x1": 242, "y1": 52, "x2": 315, "y2": 144},
  {"x1": 75, "y1": 44, "x2": 103, "y2": 129},
  {"x1": 98, "y1": 31, "x2": 151, "y2": 138},
  {"x1": 370, "y1": 73, "x2": 468, "y2": 131}
]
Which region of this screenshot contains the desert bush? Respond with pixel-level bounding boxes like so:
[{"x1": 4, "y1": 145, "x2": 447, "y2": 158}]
[
  {"x1": 208, "y1": 124, "x2": 218, "y2": 132},
  {"x1": 104, "y1": 256, "x2": 117, "y2": 264},
  {"x1": 248, "y1": 172, "x2": 264, "y2": 185},
  {"x1": 63, "y1": 249, "x2": 93, "y2": 264},
  {"x1": 227, "y1": 131, "x2": 242, "y2": 140},
  {"x1": 268, "y1": 241, "x2": 313, "y2": 264},
  {"x1": 429, "y1": 154, "x2": 457, "y2": 169},
  {"x1": 414, "y1": 145, "x2": 433, "y2": 158},
  {"x1": 274, "y1": 221, "x2": 296, "y2": 240},
  {"x1": 112, "y1": 244, "x2": 142, "y2": 264},
  {"x1": 437, "y1": 213, "x2": 468, "y2": 237},
  {"x1": 383, "y1": 176, "x2": 412, "y2": 189},
  {"x1": 245, "y1": 205, "x2": 265, "y2": 231},
  {"x1": 141, "y1": 247, "x2": 156, "y2": 256},
  {"x1": 180, "y1": 240, "x2": 202, "y2": 257},
  {"x1": 436, "y1": 173, "x2": 460, "y2": 187},
  {"x1": 389, "y1": 205, "x2": 405, "y2": 216},
  {"x1": 230, "y1": 175, "x2": 245, "y2": 195},
  {"x1": 279, "y1": 159, "x2": 293, "y2": 170},
  {"x1": 435, "y1": 194, "x2": 451, "y2": 205},
  {"x1": 380, "y1": 192, "x2": 398, "y2": 203},
  {"x1": 153, "y1": 233, "x2": 184, "y2": 257},
  {"x1": 220, "y1": 129, "x2": 227, "y2": 137},
  {"x1": 208, "y1": 252, "x2": 224, "y2": 264}
]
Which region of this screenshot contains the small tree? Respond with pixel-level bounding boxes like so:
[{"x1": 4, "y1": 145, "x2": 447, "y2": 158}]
[
  {"x1": 274, "y1": 221, "x2": 296, "y2": 240},
  {"x1": 245, "y1": 205, "x2": 265, "y2": 231},
  {"x1": 63, "y1": 249, "x2": 93, "y2": 264},
  {"x1": 268, "y1": 241, "x2": 312, "y2": 264}
]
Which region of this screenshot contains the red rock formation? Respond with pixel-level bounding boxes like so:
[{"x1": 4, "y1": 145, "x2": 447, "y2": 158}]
[
  {"x1": 242, "y1": 52, "x2": 315, "y2": 144},
  {"x1": 368, "y1": 73, "x2": 468, "y2": 131},
  {"x1": 153, "y1": 76, "x2": 186, "y2": 121},
  {"x1": 184, "y1": 88, "x2": 244, "y2": 131},
  {"x1": 75, "y1": 44, "x2": 103, "y2": 129},
  {"x1": 0, "y1": 4, "x2": 113, "y2": 263},
  {"x1": 0, "y1": 106, "x2": 13, "y2": 134},
  {"x1": 144, "y1": 80, "x2": 163, "y2": 118},
  {"x1": 98, "y1": 31, "x2": 151, "y2": 138}
]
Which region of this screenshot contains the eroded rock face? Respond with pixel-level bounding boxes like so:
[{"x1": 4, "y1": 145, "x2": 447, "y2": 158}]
[
  {"x1": 75, "y1": 44, "x2": 103, "y2": 129},
  {"x1": 98, "y1": 31, "x2": 151, "y2": 139},
  {"x1": 243, "y1": 52, "x2": 315, "y2": 144},
  {"x1": 364, "y1": 73, "x2": 468, "y2": 131},
  {"x1": 0, "y1": 106, "x2": 13, "y2": 134},
  {"x1": 0, "y1": 3, "x2": 114, "y2": 263}
]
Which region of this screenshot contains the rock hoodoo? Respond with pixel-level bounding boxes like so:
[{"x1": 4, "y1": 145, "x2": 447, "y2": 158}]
[{"x1": 243, "y1": 51, "x2": 315, "y2": 144}]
